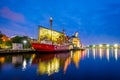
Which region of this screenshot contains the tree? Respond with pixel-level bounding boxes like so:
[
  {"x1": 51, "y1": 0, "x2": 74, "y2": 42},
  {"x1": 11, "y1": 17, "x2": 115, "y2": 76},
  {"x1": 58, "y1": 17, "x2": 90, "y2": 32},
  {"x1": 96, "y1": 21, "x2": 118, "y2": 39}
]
[
  {"x1": 11, "y1": 36, "x2": 23, "y2": 43},
  {"x1": 11, "y1": 36, "x2": 32, "y2": 48},
  {"x1": 22, "y1": 36, "x2": 31, "y2": 48},
  {"x1": 0, "y1": 39, "x2": 2, "y2": 44},
  {"x1": 5, "y1": 41, "x2": 12, "y2": 48}
]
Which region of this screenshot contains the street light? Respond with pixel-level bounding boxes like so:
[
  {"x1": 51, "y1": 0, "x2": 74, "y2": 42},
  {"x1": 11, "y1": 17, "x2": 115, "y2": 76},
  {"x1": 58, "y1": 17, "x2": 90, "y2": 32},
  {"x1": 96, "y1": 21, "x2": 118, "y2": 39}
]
[
  {"x1": 106, "y1": 44, "x2": 110, "y2": 47},
  {"x1": 93, "y1": 45, "x2": 96, "y2": 48},
  {"x1": 99, "y1": 44, "x2": 103, "y2": 47},
  {"x1": 23, "y1": 40, "x2": 27, "y2": 49},
  {"x1": 114, "y1": 44, "x2": 118, "y2": 48}
]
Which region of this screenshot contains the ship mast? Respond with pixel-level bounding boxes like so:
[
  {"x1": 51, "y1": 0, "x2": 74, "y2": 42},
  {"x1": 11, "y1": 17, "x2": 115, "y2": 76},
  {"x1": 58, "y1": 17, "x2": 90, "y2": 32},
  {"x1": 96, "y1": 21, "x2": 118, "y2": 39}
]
[{"x1": 50, "y1": 17, "x2": 53, "y2": 45}]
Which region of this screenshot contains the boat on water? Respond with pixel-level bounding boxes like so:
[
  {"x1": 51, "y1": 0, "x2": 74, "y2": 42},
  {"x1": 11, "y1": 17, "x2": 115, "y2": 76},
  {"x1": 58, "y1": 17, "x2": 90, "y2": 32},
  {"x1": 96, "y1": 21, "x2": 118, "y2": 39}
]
[
  {"x1": 32, "y1": 17, "x2": 70, "y2": 52},
  {"x1": 32, "y1": 42, "x2": 70, "y2": 52}
]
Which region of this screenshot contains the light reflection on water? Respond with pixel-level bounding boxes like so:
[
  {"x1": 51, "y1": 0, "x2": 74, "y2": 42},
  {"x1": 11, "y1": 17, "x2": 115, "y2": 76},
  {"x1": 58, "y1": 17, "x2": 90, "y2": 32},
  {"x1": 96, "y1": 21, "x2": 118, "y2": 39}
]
[
  {"x1": 86, "y1": 48, "x2": 119, "y2": 61},
  {"x1": 0, "y1": 48, "x2": 120, "y2": 80},
  {"x1": 114, "y1": 48, "x2": 118, "y2": 60},
  {"x1": 106, "y1": 48, "x2": 109, "y2": 61}
]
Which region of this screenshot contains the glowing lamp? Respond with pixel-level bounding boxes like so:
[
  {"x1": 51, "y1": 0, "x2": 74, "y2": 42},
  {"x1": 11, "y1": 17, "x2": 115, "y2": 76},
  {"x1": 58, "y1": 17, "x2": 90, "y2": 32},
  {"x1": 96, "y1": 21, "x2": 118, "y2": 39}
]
[
  {"x1": 114, "y1": 44, "x2": 118, "y2": 48},
  {"x1": 93, "y1": 45, "x2": 96, "y2": 48},
  {"x1": 99, "y1": 44, "x2": 103, "y2": 47},
  {"x1": 23, "y1": 40, "x2": 27, "y2": 44},
  {"x1": 106, "y1": 44, "x2": 110, "y2": 47}
]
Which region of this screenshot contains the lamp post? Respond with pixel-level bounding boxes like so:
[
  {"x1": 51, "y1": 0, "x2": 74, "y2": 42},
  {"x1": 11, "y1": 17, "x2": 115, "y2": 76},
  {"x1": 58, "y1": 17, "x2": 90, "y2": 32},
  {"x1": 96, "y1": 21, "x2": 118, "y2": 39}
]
[
  {"x1": 50, "y1": 17, "x2": 53, "y2": 45},
  {"x1": 23, "y1": 40, "x2": 27, "y2": 49}
]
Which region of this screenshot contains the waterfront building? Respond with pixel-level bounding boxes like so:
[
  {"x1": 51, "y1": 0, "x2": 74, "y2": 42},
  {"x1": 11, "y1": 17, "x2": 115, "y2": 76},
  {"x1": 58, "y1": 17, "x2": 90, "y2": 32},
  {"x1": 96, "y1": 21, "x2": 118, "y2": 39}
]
[
  {"x1": 0, "y1": 34, "x2": 11, "y2": 48},
  {"x1": 70, "y1": 32, "x2": 81, "y2": 48}
]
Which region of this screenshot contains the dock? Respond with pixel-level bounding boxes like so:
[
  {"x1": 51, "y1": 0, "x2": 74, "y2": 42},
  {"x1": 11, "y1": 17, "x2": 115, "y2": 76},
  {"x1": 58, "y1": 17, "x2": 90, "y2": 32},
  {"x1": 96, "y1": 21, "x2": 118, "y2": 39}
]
[
  {"x1": 0, "y1": 48, "x2": 85, "y2": 55},
  {"x1": 71, "y1": 47, "x2": 85, "y2": 51},
  {"x1": 0, "y1": 49, "x2": 35, "y2": 54}
]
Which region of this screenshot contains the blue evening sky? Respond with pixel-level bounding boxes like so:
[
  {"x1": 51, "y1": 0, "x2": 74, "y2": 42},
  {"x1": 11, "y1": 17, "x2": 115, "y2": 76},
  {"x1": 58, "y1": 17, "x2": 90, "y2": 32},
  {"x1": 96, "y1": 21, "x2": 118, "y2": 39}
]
[{"x1": 0, "y1": 0, "x2": 120, "y2": 45}]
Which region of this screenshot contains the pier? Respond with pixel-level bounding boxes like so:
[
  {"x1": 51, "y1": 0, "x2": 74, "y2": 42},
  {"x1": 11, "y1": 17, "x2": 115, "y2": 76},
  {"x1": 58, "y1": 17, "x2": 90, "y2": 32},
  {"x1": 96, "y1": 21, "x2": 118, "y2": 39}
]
[
  {"x1": 0, "y1": 48, "x2": 85, "y2": 54},
  {"x1": 0, "y1": 49, "x2": 35, "y2": 54}
]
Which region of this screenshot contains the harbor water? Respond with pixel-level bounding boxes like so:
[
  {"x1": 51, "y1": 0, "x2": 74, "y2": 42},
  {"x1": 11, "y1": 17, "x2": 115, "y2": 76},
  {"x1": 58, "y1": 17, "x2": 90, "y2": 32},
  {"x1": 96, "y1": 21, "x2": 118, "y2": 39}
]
[{"x1": 0, "y1": 48, "x2": 120, "y2": 80}]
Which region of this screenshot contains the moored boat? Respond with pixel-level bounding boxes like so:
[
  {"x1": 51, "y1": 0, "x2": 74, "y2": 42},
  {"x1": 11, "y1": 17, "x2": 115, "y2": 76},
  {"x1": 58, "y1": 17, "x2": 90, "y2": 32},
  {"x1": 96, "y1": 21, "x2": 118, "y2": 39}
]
[
  {"x1": 32, "y1": 43, "x2": 69, "y2": 52},
  {"x1": 32, "y1": 17, "x2": 70, "y2": 52}
]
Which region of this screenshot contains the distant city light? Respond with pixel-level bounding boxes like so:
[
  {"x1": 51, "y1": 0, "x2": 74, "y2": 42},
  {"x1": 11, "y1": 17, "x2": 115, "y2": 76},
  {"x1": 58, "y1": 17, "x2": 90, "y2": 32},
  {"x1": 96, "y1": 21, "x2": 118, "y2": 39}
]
[
  {"x1": 114, "y1": 44, "x2": 118, "y2": 48},
  {"x1": 99, "y1": 44, "x2": 103, "y2": 47},
  {"x1": 93, "y1": 45, "x2": 96, "y2": 47},
  {"x1": 106, "y1": 44, "x2": 110, "y2": 47}
]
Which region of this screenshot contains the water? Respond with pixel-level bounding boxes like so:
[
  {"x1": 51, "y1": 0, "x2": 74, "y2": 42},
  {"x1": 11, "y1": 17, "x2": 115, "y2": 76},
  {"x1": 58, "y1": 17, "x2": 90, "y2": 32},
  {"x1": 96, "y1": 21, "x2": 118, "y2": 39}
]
[{"x1": 0, "y1": 48, "x2": 120, "y2": 80}]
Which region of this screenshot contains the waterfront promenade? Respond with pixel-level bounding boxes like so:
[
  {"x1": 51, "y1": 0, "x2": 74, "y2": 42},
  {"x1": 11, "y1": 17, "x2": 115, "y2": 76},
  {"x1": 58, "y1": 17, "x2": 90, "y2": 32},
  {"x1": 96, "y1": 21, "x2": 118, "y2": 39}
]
[
  {"x1": 0, "y1": 48, "x2": 85, "y2": 54},
  {"x1": 0, "y1": 49, "x2": 35, "y2": 54}
]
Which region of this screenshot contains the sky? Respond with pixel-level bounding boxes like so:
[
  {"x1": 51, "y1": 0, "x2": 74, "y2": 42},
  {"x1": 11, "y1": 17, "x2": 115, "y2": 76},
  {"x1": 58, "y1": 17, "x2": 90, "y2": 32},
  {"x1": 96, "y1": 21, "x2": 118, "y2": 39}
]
[{"x1": 0, "y1": 0, "x2": 120, "y2": 45}]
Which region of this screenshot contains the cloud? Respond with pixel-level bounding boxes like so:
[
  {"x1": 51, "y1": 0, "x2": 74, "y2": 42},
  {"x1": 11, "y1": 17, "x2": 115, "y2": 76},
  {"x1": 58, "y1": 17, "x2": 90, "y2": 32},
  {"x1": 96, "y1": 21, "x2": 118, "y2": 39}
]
[
  {"x1": 0, "y1": 20, "x2": 37, "y2": 38},
  {"x1": 0, "y1": 27, "x2": 25, "y2": 37},
  {"x1": 0, "y1": 7, "x2": 26, "y2": 23}
]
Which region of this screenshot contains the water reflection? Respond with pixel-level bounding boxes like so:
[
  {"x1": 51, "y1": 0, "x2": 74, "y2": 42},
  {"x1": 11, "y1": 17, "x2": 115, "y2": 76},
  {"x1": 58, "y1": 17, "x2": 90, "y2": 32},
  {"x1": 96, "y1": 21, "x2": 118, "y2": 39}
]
[
  {"x1": 114, "y1": 48, "x2": 118, "y2": 60},
  {"x1": 72, "y1": 51, "x2": 85, "y2": 68},
  {"x1": 0, "y1": 51, "x2": 85, "y2": 76},
  {"x1": 29, "y1": 53, "x2": 70, "y2": 75},
  {"x1": 37, "y1": 57, "x2": 60, "y2": 75},
  {"x1": 92, "y1": 48, "x2": 96, "y2": 59},
  {"x1": 86, "y1": 48, "x2": 120, "y2": 61},
  {"x1": 12, "y1": 55, "x2": 23, "y2": 68},
  {"x1": 106, "y1": 48, "x2": 110, "y2": 61},
  {"x1": 0, "y1": 57, "x2": 5, "y2": 64},
  {"x1": 22, "y1": 59, "x2": 27, "y2": 71},
  {"x1": 0, "y1": 48, "x2": 120, "y2": 79},
  {"x1": 64, "y1": 57, "x2": 71, "y2": 74},
  {"x1": 87, "y1": 48, "x2": 89, "y2": 58},
  {"x1": 0, "y1": 57, "x2": 5, "y2": 70},
  {"x1": 99, "y1": 48, "x2": 103, "y2": 59}
]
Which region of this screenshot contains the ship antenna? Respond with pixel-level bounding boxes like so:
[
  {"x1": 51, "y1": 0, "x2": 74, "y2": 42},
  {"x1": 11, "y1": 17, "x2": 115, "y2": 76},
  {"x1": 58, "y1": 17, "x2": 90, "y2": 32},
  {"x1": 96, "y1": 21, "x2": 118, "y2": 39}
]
[{"x1": 50, "y1": 17, "x2": 53, "y2": 45}]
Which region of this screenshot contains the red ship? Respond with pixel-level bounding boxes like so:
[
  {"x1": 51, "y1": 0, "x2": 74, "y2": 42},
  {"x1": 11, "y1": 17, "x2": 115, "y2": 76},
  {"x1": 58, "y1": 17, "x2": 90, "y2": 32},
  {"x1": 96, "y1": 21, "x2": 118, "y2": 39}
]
[
  {"x1": 32, "y1": 43, "x2": 69, "y2": 52},
  {"x1": 32, "y1": 17, "x2": 70, "y2": 52}
]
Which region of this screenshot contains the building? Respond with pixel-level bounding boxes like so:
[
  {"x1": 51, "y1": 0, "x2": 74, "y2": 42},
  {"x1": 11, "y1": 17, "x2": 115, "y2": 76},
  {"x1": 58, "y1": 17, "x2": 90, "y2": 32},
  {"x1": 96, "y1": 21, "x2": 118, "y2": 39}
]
[
  {"x1": 70, "y1": 32, "x2": 81, "y2": 48},
  {"x1": 0, "y1": 34, "x2": 11, "y2": 48}
]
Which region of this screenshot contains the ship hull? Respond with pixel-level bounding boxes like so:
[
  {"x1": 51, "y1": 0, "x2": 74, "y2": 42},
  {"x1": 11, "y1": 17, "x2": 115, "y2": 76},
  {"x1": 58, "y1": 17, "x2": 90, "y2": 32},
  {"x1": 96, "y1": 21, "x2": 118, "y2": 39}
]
[{"x1": 32, "y1": 43, "x2": 69, "y2": 52}]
